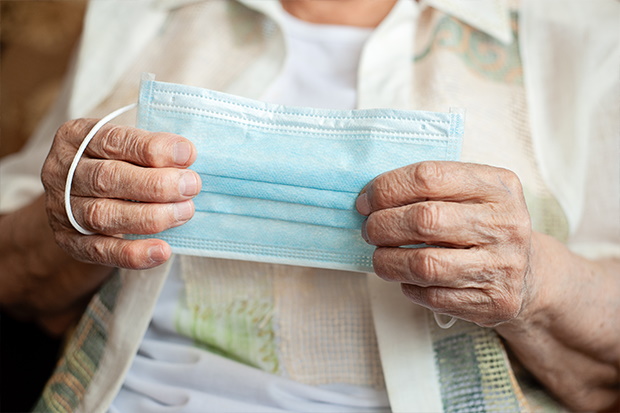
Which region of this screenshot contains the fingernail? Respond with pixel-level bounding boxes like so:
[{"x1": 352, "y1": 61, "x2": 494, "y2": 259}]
[
  {"x1": 356, "y1": 193, "x2": 371, "y2": 216},
  {"x1": 148, "y1": 245, "x2": 167, "y2": 264},
  {"x1": 173, "y1": 141, "x2": 192, "y2": 166},
  {"x1": 361, "y1": 221, "x2": 370, "y2": 243},
  {"x1": 179, "y1": 172, "x2": 199, "y2": 196},
  {"x1": 174, "y1": 200, "x2": 194, "y2": 222}
]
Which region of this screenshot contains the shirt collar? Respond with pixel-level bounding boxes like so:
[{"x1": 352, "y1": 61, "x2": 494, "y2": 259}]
[
  {"x1": 155, "y1": 0, "x2": 513, "y2": 45},
  {"x1": 420, "y1": 0, "x2": 513, "y2": 44}
]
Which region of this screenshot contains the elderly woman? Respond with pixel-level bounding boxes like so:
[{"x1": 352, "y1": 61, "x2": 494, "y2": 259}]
[{"x1": 1, "y1": 0, "x2": 618, "y2": 412}]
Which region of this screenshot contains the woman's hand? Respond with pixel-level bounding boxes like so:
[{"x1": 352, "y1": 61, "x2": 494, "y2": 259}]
[
  {"x1": 41, "y1": 118, "x2": 201, "y2": 269},
  {"x1": 356, "y1": 161, "x2": 533, "y2": 327},
  {"x1": 0, "y1": 118, "x2": 200, "y2": 335},
  {"x1": 356, "y1": 160, "x2": 620, "y2": 411}
]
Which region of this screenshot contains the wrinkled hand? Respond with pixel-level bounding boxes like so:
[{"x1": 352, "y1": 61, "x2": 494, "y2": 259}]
[
  {"x1": 357, "y1": 161, "x2": 533, "y2": 327},
  {"x1": 42, "y1": 119, "x2": 201, "y2": 269}
]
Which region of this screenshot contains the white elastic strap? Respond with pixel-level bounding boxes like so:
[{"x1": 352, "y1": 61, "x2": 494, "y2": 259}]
[
  {"x1": 64, "y1": 103, "x2": 138, "y2": 235},
  {"x1": 434, "y1": 312, "x2": 457, "y2": 329}
]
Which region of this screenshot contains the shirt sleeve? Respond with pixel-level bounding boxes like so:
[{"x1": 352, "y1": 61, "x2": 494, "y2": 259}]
[{"x1": 521, "y1": 0, "x2": 620, "y2": 259}]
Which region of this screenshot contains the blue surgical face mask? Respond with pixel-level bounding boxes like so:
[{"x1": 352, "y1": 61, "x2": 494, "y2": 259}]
[{"x1": 128, "y1": 75, "x2": 463, "y2": 272}]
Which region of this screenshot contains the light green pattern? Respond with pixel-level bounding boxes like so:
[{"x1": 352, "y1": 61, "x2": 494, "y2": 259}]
[{"x1": 175, "y1": 287, "x2": 279, "y2": 373}]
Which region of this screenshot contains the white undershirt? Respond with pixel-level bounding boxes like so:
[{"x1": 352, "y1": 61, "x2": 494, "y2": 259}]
[
  {"x1": 261, "y1": 11, "x2": 373, "y2": 109},
  {"x1": 110, "y1": 11, "x2": 385, "y2": 413}
]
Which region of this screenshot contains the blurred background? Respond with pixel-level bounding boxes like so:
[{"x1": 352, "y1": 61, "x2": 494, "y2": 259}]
[
  {"x1": 1, "y1": 0, "x2": 86, "y2": 158},
  {"x1": 1, "y1": 1, "x2": 86, "y2": 411}
]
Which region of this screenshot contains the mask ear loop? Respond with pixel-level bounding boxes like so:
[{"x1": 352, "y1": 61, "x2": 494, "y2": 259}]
[
  {"x1": 64, "y1": 103, "x2": 138, "y2": 235},
  {"x1": 434, "y1": 312, "x2": 457, "y2": 329}
]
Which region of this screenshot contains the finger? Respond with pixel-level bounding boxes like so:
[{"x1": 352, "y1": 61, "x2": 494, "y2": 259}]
[
  {"x1": 399, "y1": 283, "x2": 496, "y2": 323},
  {"x1": 356, "y1": 161, "x2": 523, "y2": 215},
  {"x1": 372, "y1": 246, "x2": 495, "y2": 288},
  {"x1": 72, "y1": 159, "x2": 201, "y2": 202},
  {"x1": 76, "y1": 121, "x2": 196, "y2": 168},
  {"x1": 362, "y1": 201, "x2": 499, "y2": 247},
  {"x1": 56, "y1": 229, "x2": 172, "y2": 269},
  {"x1": 71, "y1": 198, "x2": 195, "y2": 235},
  {"x1": 400, "y1": 283, "x2": 519, "y2": 327}
]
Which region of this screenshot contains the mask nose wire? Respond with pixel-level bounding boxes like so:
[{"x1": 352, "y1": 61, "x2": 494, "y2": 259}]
[{"x1": 64, "y1": 103, "x2": 138, "y2": 236}]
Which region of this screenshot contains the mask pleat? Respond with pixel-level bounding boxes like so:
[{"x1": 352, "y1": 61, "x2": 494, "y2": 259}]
[
  {"x1": 193, "y1": 192, "x2": 363, "y2": 230},
  {"x1": 199, "y1": 174, "x2": 356, "y2": 210}
]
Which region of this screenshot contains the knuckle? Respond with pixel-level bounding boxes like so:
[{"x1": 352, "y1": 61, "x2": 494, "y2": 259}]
[
  {"x1": 43, "y1": 119, "x2": 93, "y2": 188},
  {"x1": 99, "y1": 125, "x2": 147, "y2": 163},
  {"x1": 90, "y1": 239, "x2": 112, "y2": 265},
  {"x1": 499, "y1": 168, "x2": 522, "y2": 192},
  {"x1": 54, "y1": 119, "x2": 94, "y2": 154},
  {"x1": 57, "y1": 119, "x2": 88, "y2": 141},
  {"x1": 425, "y1": 288, "x2": 445, "y2": 310},
  {"x1": 144, "y1": 171, "x2": 174, "y2": 201},
  {"x1": 412, "y1": 161, "x2": 443, "y2": 195},
  {"x1": 414, "y1": 203, "x2": 440, "y2": 237},
  {"x1": 144, "y1": 216, "x2": 169, "y2": 234},
  {"x1": 137, "y1": 134, "x2": 163, "y2": 167},
  {"x1": 405, "y1": 253, "x2": 419, "y2": 278},
  {"x1": 136, "y1": 205, "x2": 171, "y2": 234},
  {"x1": 119, "y1": 242, "x2": 144, "y2": 269},
  {"x1": 502, "y1": 219, "x2": 531, "y2": 246},
  {"x1": 62, "y1": 237, "x2": 94, "y2": 266},
  {"x1": 489, "y1": 290, "x2": 522, "y2": 323},
  {"x1": 82, "y1": 201, "x2": 109, "y2": 233},
  {"x1": 99, "y1": 125, "x2": 126, "y2": 155},
  {"x1": 415, "y1": 252, "x2": 442, "y2": 285},
  {"x1": 87, "y1": 236, "x2": 151, "y2": 269},
  {"x1": 90, "y1": 161, "x2": 114, "y2": 196}
]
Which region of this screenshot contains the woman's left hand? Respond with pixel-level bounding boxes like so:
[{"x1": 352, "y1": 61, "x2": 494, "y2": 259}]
[{"x1": 356, "y1": 161, "x2": 533, "y2": 327}]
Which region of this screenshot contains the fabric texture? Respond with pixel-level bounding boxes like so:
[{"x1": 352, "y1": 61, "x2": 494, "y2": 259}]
[
  {"x1": 179, "y1": 257, "x2": 387, "y2": 389},
  {"x1": 429, "y1": 317, "x2": 527, "y2": 412},
  {"x1": 33, "y1": 273, "x2": 122, "y2": 413}
]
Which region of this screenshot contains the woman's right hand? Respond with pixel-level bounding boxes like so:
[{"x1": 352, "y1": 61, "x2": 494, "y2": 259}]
[{"x1": 41, "y1": 118, "x2": 201, "y2": 269}]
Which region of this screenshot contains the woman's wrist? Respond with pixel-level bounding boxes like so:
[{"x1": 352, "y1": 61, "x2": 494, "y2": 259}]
[
  {"x1": 495, "y1": 232, "x2": 620, "y2": 411},
  {"x1": 0, "y1": 195, "x2": 114, "y2": 334},
  {"x1": 496, "y1": 232, "x2": 556, "y2": 334}
]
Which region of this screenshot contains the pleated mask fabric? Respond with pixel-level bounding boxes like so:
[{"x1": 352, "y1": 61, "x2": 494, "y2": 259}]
[{"x1": 129, "y1": 77, "x2": 464, "y2": 272}]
